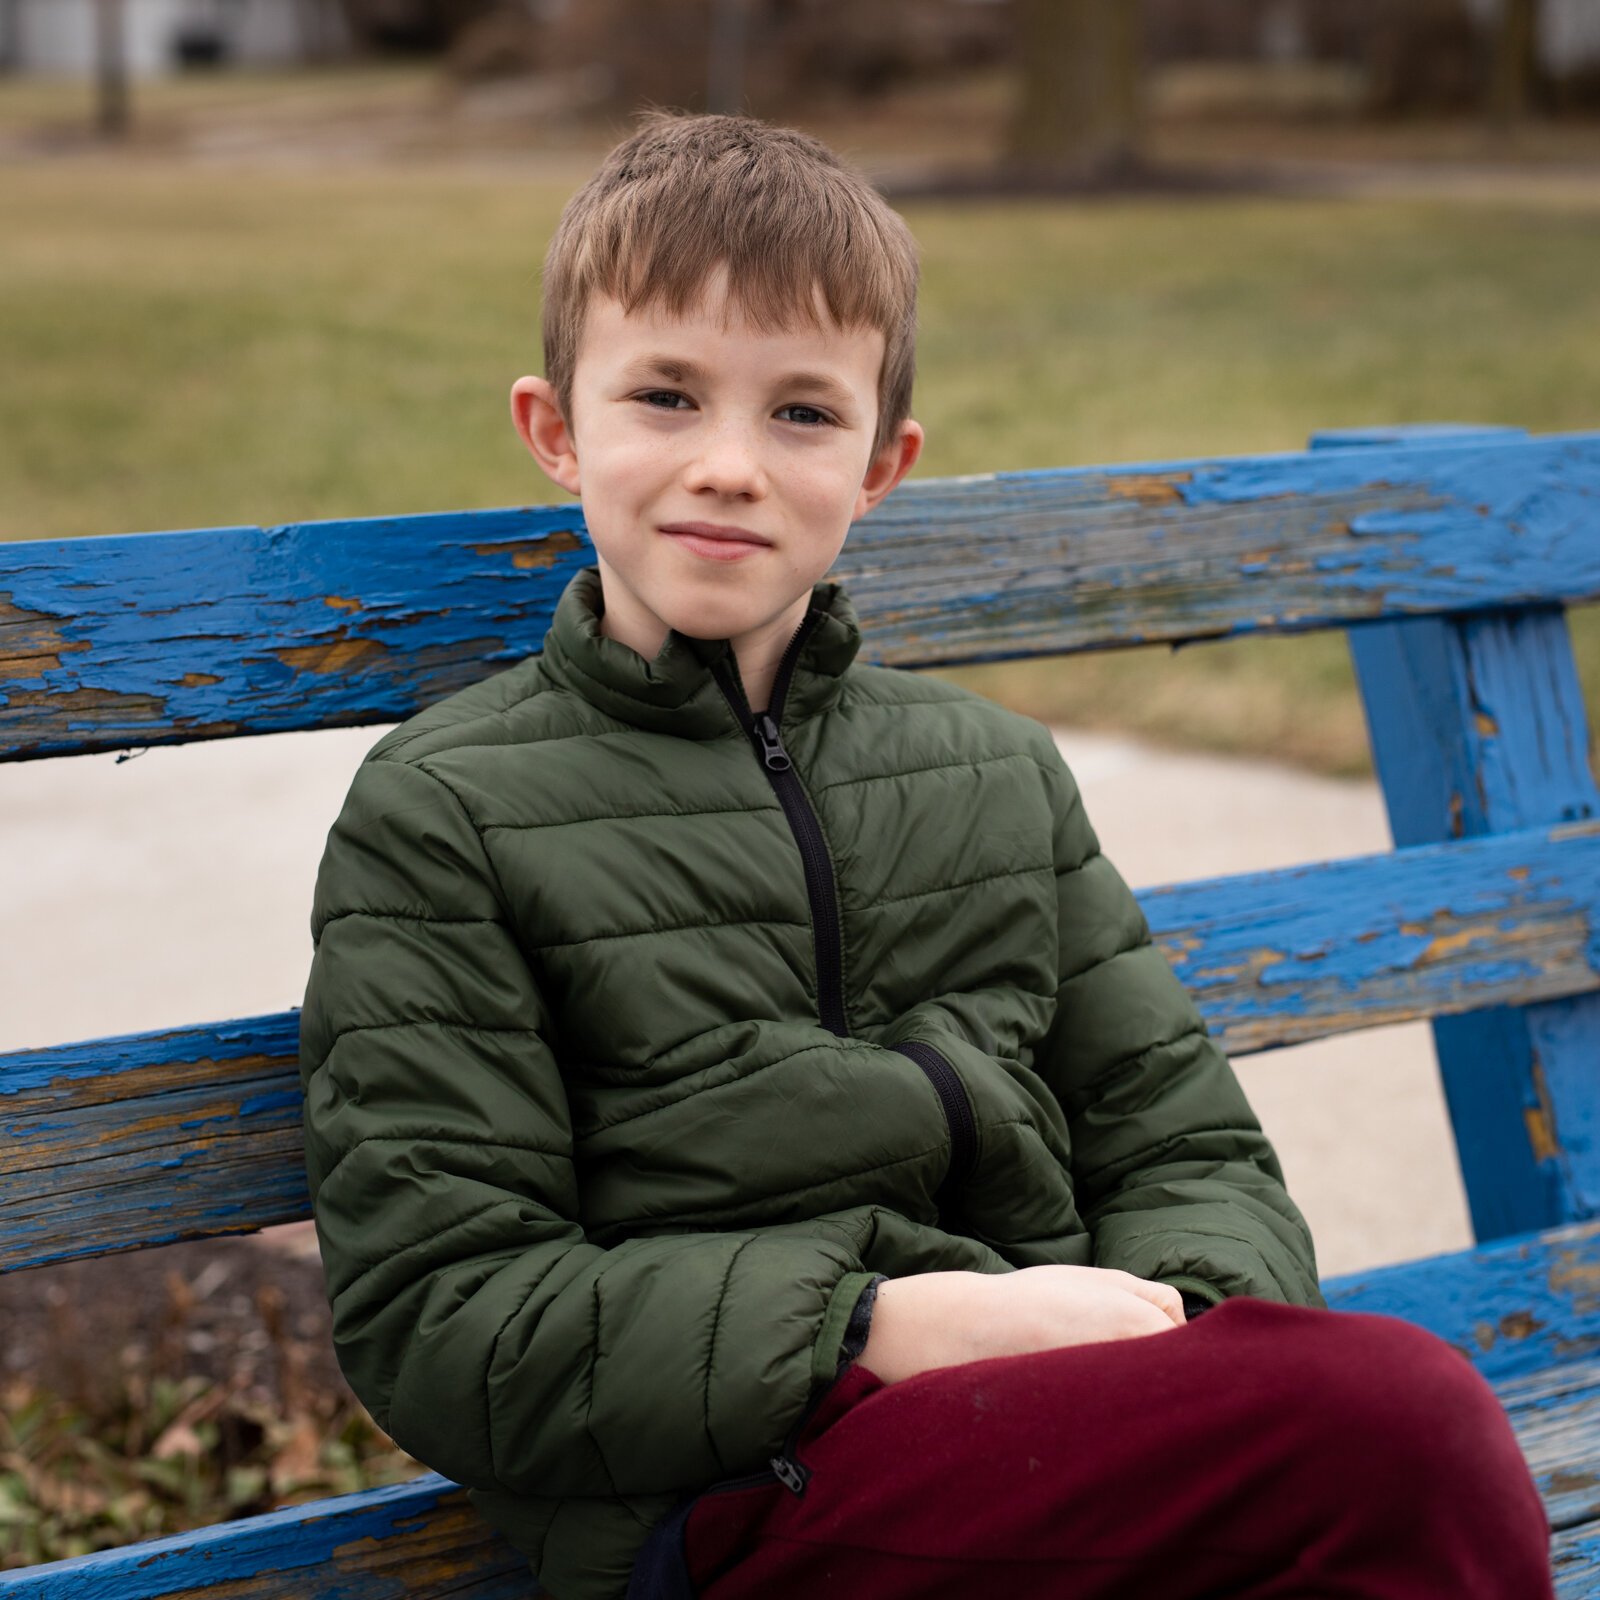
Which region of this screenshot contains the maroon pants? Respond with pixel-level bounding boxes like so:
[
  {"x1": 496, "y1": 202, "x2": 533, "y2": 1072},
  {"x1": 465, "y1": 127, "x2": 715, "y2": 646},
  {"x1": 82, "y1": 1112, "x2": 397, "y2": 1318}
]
[{"x1": 682, "y1": 1297, "x2": 1554, "y2": 1599}]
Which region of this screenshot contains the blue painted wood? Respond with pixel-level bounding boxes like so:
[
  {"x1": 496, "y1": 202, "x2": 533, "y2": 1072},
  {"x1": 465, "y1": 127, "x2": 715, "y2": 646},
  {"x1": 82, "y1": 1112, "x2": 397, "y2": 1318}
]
[
  {"x1": 1311, "y1": 424, "x2": 1528, "y2": 450},
  {"x1": 1323, "y1": 1217, "x2": 1600, "y2": 1382},
  {"x1": 1328, "y1": 1219, "x2": 1600, "y2": 1580},
  {"x1": 1492, "y1": 1356, "x2": 1600, "y2": 1532},
  {"x1": 0, "y1": 1473, "x2": 533, "y2": 1598},
  {"x1": 1149, "y1": 818, "x2": 1600, "y2": 1055},
  {"x1": 1322, "y1": 425, "x2": 1600, "y2": 1243},
  {"x1": 6, "y1": 431, "x2": 1600, "y2": 760},
  {"x1": 1555, "y1": 1531, "x2": 1600, "y2": 1598},
  {"x1": 0, "y1": 506, "x2": 587, "y2": 762},
  {"x1": 9, "y1": 822, "x2": 1600, "y2": 1271},
  {"x1": 0, "y1": 1013, "x2": 304, "y2": 1272}
]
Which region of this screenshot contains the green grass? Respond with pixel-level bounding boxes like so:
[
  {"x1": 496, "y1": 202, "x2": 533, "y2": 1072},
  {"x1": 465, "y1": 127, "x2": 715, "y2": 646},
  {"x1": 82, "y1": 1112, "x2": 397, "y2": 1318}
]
[{"x1": 4, "y1": 158, "x2": 1599, "y2": 773}]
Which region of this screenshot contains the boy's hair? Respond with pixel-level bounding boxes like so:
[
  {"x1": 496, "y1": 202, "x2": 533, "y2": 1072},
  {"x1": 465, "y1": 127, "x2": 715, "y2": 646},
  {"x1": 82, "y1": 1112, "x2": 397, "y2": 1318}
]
[{"x1": 541, "y1": 110, "x2": 919, "y2": 458}]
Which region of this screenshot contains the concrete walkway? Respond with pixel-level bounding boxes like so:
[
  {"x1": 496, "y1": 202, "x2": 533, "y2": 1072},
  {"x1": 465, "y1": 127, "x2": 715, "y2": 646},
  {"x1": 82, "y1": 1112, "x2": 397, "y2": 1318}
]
[{"x1": 4, "y1": 724, "x2": 1472, "y2": 1280}]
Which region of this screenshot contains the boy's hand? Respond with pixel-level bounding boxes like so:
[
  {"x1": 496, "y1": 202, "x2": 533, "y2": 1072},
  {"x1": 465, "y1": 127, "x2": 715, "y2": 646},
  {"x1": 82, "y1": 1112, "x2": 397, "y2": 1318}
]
[{"x1": 856, "y1": 1266, "x2": 1184, "y2": 1385}]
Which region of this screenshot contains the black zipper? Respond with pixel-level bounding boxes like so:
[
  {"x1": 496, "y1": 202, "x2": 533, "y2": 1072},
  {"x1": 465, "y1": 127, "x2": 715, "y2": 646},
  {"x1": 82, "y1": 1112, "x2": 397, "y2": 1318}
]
[
  {"x1": 766, "y1": 1368, "x2": 833, "y2": 1494},
  {"x1": 694, "y1": 1380, "x2": 822, "y2": 1500},
  {"x1": 708, "y1": 612, "x2": 850, "y2": 1038},
  {"x1": 890, "y1": 1040, "x2": 978, "y2": 1190}
]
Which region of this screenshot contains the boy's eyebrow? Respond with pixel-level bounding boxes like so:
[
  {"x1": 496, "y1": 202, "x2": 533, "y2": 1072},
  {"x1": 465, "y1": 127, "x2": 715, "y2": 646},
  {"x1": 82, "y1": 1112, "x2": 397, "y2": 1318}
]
[
  {"x1": 774, "y1": 370, "x2": 859, "y2": 407},
  {"x1": 623, "y1": 356, "x2": 859, "y2": 408}
]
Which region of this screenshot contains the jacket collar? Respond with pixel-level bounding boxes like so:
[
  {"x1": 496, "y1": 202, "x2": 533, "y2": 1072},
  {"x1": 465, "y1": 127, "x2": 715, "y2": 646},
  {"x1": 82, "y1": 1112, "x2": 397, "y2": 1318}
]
[{"x1": 538, "y1": 564, "x2": 863, "y2": 738}]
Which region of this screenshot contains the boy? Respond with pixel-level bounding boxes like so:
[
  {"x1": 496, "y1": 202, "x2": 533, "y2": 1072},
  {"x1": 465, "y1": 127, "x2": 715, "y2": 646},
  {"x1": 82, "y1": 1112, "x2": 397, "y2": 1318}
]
[{"x1": 299, "y1": 112, "x2": 1553, "y2": 1600}]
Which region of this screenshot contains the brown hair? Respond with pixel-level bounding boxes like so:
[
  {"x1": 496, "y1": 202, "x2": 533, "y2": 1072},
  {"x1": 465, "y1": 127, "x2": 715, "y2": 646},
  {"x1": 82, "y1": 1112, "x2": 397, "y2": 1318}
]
[{"x1": 540, "y1": 110, "x2": 919, "y2": 458}]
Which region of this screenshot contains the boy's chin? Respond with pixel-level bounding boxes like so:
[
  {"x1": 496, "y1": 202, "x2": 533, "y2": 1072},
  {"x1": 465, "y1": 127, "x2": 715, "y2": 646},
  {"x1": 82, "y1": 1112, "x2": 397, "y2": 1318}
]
[
  {"x1": 657, "y1": 583, "x2": 807, "y2": 644},
  {"x1": 662, "y1": 596, "x2": 782, "y2": 643}
]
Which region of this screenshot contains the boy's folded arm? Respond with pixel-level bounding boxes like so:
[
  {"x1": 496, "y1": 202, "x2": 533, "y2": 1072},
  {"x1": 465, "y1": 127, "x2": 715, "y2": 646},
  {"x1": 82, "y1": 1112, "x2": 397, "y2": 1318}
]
[
  {"x1": 1028, "y1": 738, "x2": 1325, "y2": 1310},
  {"x1": 299, "y1": 754, "x2": 873, "y2": 1503}
]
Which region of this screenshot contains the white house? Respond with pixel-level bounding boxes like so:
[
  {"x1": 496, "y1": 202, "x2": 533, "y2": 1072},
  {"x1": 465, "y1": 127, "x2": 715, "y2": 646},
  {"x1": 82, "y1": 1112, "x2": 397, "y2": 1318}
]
[
  {"x1": 1536, "y1": 0, "x2": 1600, "y2": 76},
  {"x1": 0, "y1": 0, "x2": 350, "y2": 77},
  {"x1": 1456, "y1": 0, "x2": 1600, "y2": 77}
]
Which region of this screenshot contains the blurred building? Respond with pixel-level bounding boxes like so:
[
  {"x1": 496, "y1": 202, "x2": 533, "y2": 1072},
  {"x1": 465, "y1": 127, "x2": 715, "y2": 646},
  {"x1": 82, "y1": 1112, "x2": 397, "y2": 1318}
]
[
  {"x1": 1461, "y1": 0, "x2": 1600, "y2": 75},
  {"x1": 1149, "y1": 0, "x2": 1600, "y2": 78},
  {"x1": 0, "y1": 0, "x2": 351, "y2": 76},
  {"x1": 1144, "y1": 0, "x2": 1600, "y2": 112}
]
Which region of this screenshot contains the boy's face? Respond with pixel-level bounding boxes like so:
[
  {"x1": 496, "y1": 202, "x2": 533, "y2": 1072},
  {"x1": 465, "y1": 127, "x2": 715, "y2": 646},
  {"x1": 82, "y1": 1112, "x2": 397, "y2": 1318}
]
[{"x1": 511, "y1": 267, "x2": 921, "y2": 700}]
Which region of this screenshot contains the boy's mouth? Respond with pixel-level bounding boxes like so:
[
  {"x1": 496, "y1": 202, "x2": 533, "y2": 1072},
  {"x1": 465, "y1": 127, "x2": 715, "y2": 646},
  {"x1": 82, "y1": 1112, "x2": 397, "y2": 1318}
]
[{"x1": 659, "y1": 522, "x2": 773, "y2": 561}]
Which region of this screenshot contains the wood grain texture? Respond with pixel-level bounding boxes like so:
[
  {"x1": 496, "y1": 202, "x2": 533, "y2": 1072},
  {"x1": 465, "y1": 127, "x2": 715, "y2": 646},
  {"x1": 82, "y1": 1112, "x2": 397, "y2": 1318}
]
[
  {"x1": 5, "y1": 431, "x2": 1599, "y2": 760},
  {"x1": 0, "y1": 1014, "x2": 304, "y2": 1272},
  {"x1": 7, "y1": 821, "x2": 1599, "y2": 1273},
  {"x1": 1499, "y1": 1356, "x2": 1600, "y2": 1533}
]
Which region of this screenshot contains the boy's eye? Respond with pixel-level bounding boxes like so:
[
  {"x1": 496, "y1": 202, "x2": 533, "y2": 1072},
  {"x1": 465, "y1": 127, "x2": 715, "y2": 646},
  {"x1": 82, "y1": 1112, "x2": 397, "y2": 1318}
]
[
  {"x1": 638, "y1": 390, "x2": 691, "y2": 410},
  {"x1": 776, "y1": 404, "x2": 831, "y2": 427}
]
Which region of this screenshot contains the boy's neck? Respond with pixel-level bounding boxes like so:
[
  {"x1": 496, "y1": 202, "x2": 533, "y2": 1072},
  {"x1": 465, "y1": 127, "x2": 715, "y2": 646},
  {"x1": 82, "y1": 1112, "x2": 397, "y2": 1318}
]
[{"x1": 594, "y1": 566, "x2": 810, "y2": 720}]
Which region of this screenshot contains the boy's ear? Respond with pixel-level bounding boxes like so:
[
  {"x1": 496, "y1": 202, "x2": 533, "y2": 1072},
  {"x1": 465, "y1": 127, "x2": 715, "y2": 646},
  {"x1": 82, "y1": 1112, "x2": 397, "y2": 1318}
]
[
  {"x1": 854, "y1": 419, "x2": 925, "y2": 521},
  {"x1": 510, "y1": 375, "x2": 581, "y2": 497}
]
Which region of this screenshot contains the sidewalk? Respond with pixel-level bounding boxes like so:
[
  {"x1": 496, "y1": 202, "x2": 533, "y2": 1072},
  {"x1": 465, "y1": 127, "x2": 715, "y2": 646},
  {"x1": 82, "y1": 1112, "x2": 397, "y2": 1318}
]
[{"x1": 3, "y1": 723, "x2": 1472, "y2": 1280}]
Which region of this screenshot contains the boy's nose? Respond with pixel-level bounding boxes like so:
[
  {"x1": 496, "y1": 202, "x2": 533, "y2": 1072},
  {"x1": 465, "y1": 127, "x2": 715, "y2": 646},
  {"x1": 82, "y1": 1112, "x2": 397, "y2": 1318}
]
[{"x1": 684, "y1": 424, "x2": 768, "y2": 500}]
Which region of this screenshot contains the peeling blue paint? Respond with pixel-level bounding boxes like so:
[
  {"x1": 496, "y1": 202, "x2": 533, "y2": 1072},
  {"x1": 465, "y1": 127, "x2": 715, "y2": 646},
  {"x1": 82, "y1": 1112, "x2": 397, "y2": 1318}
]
[
  {"x1": 1146, "y1": 820, "x2": 1600, "y2": 1051},
  {"x1": 7, "y1": 434, "x2": 1600, "y2": 759},
  {"x1": 1, "y1": 1013, "x2": 307, "y2": 1271},
  {"x1": 0, "y1": 1012, "x2": 298, "y2": 1095},
  {"x1": 1324, "y1": 1217, "x2": 1600, "y2": 1382},
  {"x1": 238, "y1": 1088, "x2": 302, "y2": 1118},
  {"x1": 1, "y1": 508, "x2": 594, "y2": 760}
]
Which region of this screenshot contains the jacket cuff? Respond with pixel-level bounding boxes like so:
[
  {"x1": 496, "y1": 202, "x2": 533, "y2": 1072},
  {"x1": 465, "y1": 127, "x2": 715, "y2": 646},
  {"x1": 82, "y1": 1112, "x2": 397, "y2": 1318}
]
[
  {"x1": 835, "y1": 1274, "x2": 887, "y2": 1374},
  {"x1": 811, "y1": 1270, "x2": 883, "y2": 1387},
  {"x1": 1159, "y1": 1274, "x2": 1225, "y2": 1318}
]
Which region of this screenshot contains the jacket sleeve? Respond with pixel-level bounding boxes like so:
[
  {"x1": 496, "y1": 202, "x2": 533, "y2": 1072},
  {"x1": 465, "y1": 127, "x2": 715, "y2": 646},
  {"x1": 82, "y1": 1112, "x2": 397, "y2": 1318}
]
[
  {"x1": 298, "y1": 752, "x2": 878, "y2": 1502},
  {"x1": 1028, "y1": 735, "x2": 1325, "y2": 1309}
]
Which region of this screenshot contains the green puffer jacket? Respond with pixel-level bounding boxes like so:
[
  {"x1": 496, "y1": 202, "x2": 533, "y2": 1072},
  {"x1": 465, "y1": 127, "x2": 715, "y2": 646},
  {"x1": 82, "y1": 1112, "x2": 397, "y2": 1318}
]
[{"x1": 299, "y1": 563, "x2": 1322, "y2": 1600}]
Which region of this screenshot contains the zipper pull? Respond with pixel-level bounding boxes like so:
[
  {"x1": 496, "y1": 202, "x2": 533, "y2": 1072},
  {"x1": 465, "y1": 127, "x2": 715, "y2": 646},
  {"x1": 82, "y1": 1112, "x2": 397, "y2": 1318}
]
[
  {"x1": 754, "y1": 712, "x2": 792, "y2": 772},
  {"x1": 769, "y1": 1451, "x2": 810, "y2": 1496}
]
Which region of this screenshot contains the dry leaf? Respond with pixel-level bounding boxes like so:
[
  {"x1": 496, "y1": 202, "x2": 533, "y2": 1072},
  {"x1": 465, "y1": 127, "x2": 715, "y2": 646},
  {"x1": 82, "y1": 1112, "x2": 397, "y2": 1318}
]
[
  {"x1": 268, "y1": 1415, "x2": 322, "y2": 1496},
  {"x1": 150, "y1": 1421, "x2": 204, "y2": 1461}
]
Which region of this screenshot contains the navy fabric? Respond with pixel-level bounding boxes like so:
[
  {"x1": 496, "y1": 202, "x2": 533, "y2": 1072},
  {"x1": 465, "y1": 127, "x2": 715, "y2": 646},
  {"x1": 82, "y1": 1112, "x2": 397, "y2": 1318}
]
[{"x1": 625, "y1": 1492, "x2": 700, "y2": 1600}]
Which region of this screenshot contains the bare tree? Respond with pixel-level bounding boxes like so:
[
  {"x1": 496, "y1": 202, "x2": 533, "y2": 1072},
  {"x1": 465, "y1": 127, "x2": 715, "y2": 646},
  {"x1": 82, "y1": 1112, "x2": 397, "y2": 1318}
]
[
  {"x1": 1489, "y1": 0, "x2": 1541, "y2": 130},
  {"x1": 93, "y1": 0, "x2": 130, "y2": 138},
  {"x1": 1, "y1": 0, "x2": 24, "y2": 73},
  {"x1": 1006, "y1": 0, "x2": 1144, "y2": 180},
  {"x1": 707, "y1": 0, "x2": 751, "y2": 114}
]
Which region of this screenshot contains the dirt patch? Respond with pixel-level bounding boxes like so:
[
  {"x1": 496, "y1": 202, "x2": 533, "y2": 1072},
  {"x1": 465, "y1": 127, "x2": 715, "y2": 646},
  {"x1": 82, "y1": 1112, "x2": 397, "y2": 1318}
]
[
  {"x1": 0, "y1": 1235, "x2": 418, "y2": 1569},
  {"x1": 0, "y1": 1235, "x2": 343, "y2": 1411}
]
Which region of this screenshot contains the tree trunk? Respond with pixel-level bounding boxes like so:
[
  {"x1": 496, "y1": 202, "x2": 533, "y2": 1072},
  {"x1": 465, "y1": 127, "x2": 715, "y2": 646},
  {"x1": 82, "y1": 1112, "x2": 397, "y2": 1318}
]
[
  {"x1": 1489, "y1": 0, "x2": 1540, "y2": 131},
  {"x1": 294, "y1": 0, "x2": 338, "y2": 63},
  {"x1": 1006, "y1": 0, "x2": 1143, "y2": 180},
  {"x1": 1, "y1": 0, "x2": 25, "y2": 73},
  {"x1": 707, "y1": 0, "x2": 750, "y2": 114},
  {"x1": 94, "y1": 0, "x2": 129, "y2": 140}
]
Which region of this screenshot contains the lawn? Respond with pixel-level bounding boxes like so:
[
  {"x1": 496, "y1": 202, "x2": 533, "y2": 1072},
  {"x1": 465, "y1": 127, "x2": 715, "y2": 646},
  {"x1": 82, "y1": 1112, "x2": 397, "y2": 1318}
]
[{"x1": 4, "y1": 151, "x2": 1599, "y2": 774}]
